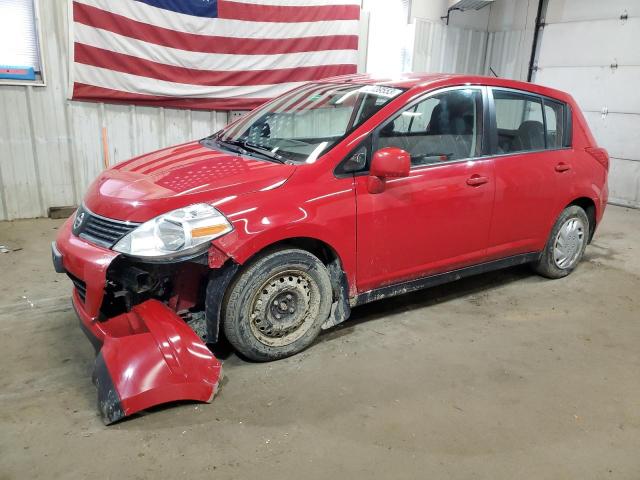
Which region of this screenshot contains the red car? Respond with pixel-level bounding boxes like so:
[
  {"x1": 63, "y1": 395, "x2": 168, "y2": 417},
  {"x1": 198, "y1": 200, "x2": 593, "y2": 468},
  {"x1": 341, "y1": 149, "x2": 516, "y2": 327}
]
[{"x1": 52, "y1": 74, "x2": 608, "y2": 423}]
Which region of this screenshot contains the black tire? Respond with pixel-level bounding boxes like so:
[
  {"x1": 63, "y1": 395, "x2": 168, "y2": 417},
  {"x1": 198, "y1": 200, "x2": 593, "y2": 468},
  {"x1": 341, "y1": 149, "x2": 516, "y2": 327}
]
[
  {"x1": 222, "y1": 248, "x2": 333, "y2": 361},
  {"x1": 533, "y1": 205, "x2": 589, "y2": 279}
]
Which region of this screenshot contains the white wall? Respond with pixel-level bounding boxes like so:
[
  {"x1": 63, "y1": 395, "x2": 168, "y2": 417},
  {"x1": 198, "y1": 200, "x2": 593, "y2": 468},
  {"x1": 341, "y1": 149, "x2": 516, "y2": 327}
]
[
  {"x1": 411, "y1": 0, "x2": 490, "y2": 30},
  {"x1": 409, "y1": 0, "x2": 537, "y2": 81},
  {"x1": 362, "y1": 0, "x2": 491, "y2": 75},
  {"x1": 412, "y1": 20, "x2": 488, "y2": 74},
  {"x1": 361, "y1": 0, "x2": 414, "y2": 74},
  {"x1": 484, "y1": 0, "x2": 537, "y2": 80},
  {"x1": 533, "y1": 0, "x2": 640, "y2": 208}
]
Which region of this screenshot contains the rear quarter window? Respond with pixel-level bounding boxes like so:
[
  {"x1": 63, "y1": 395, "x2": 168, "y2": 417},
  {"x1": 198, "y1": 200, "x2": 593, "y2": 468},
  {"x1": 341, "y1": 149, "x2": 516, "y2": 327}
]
[{"x1": 543, "y1": 99, "x2": 566, "y2": 149}]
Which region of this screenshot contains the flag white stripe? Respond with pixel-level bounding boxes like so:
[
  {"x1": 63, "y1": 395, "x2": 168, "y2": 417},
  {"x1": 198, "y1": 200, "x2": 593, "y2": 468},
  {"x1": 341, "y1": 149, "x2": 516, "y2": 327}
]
[
  {"x1": 233, "y1": 0, "x2": 359, "y2": 5},
  {"x1": 75, "y1": 24, "x2": 357, "y2": 72},
  {"x1": 76, "y1": 0, "x2": 359, "y2": 39},
  {"x1": 74, "y1": 63, "x2": 305, "y2": 98}
]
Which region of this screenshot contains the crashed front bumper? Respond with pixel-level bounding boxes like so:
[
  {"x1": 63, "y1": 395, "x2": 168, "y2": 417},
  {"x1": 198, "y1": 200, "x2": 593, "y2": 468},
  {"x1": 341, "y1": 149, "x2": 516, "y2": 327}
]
[{"x1": 53, "y1": 217, "x2": 222, "y2": 424}]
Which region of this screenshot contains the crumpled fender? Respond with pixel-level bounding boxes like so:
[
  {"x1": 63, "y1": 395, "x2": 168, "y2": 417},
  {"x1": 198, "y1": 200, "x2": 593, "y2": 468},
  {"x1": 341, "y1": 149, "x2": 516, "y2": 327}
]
[{"x1": 91, "y1": 300, "x2": 222, "y2": 425}]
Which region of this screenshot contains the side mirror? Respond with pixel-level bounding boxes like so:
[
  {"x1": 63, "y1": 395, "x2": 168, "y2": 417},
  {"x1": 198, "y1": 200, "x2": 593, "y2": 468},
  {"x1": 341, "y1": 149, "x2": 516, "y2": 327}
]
[{"x1": 368, "y1": 147, "x2": 410, "y2": 194}]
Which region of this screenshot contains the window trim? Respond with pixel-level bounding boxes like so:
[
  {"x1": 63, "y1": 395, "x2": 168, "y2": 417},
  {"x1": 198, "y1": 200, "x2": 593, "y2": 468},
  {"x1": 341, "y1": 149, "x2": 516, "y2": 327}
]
[
  {"x1": 488, "y1": 87, "x2": 572, "y2": 158},
  {"x1": 565, "y1": 104, "x2": 573, "y2": 148},
  {"x1": 0, "y1": 0, "x2": 46, "y2": 87}
]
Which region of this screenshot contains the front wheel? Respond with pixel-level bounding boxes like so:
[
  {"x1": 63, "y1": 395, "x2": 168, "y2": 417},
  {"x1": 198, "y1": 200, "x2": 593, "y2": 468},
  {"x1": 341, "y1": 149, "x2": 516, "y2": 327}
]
[
  {"x1": 533, "y1": 205, "x2": 589, "y2": 279},
  {"x1": 222, "y1": 248, "x2": 333, "y2": 361}
]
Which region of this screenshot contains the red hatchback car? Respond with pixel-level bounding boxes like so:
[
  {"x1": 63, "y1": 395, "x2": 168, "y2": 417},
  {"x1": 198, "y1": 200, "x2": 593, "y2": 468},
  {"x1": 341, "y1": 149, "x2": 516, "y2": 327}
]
[{"x1": 53, "y1": 74, "x2": 608, "y2": 420}]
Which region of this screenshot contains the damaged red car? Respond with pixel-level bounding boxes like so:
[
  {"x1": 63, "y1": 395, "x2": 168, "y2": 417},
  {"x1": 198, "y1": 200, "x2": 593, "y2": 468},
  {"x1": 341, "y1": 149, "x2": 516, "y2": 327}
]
[{"x1": 52, "y1": 73, "x2": 609, "y2": 423}]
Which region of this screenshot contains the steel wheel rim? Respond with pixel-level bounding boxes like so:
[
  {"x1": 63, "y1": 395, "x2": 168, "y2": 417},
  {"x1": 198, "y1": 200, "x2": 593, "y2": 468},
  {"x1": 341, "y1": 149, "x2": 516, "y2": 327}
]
[
  {"x1": 553, "y1": 217, "x2": 585, "y2": 269},
  {"x1": 249, "y1": 269, "x2": 320, "y2": 347}
]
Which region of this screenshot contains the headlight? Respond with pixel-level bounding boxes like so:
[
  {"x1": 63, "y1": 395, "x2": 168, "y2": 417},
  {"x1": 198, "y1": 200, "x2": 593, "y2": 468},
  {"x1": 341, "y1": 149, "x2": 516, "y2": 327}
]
[{"x1": 113, "y1": 203, "x2": 232, "y2": 258}]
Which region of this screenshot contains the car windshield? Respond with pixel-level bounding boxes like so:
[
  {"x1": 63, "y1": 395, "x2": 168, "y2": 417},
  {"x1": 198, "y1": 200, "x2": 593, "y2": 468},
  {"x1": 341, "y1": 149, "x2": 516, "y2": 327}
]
[{"x1": 206, "y1": 83, "x2": 405, "y2": 163}]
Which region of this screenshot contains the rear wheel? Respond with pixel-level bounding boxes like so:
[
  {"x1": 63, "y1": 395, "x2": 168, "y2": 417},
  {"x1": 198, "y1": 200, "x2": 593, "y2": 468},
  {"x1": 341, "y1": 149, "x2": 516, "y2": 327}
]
[
  {"x1": 533, "y1": 205, "x2": 589, "y2": 279},
  {"x1": 222, "y1": 248, "x2": 333, "y2": 361}
]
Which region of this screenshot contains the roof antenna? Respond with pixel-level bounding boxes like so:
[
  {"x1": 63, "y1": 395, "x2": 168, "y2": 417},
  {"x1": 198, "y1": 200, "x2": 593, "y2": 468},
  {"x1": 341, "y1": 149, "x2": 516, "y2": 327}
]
[{"x1": 489, "y1": 67, "x2": 498, "y2": 77}]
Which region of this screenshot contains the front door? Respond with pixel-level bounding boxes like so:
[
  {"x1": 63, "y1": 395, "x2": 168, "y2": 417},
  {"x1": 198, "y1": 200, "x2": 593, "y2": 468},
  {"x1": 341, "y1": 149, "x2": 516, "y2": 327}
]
[{"x1": 355, "y1": 87, "x2": 495, "y2": 293}]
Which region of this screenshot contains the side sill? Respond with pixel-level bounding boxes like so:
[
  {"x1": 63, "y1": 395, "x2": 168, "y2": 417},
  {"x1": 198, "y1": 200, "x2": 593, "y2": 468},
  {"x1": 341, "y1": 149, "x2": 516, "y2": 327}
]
[{"x1": 352, "y1": 253, "x2": 541, "y2": 307}]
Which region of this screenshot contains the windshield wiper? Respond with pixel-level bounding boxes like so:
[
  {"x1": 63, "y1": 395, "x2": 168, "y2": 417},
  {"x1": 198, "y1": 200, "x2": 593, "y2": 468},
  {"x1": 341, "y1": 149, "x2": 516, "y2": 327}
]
[
  {"x1": 211, "y1": 137, "x2": 286, "y2": 164},
  {"x1": 211, "y1": 138, "x2": 247, "y2": 155},
  {"x1": 241, "y1": 142, "x2": 288, "y2": 164}
]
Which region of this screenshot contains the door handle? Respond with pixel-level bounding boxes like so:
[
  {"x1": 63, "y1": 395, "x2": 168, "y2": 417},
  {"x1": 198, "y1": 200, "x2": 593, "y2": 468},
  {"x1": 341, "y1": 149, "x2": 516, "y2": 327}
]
[
  {"x1": 466, "y1": 175, "x2": 489, "y2": 187},
  {"x1": 555, "y1": 162, "x2": 571, "y2": 172}
]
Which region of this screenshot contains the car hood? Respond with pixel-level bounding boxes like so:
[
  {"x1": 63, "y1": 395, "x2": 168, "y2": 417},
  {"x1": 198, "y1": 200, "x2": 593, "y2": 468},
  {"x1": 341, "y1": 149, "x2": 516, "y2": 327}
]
[{"x1": 84, "y1": 141, "x2": 296, "y2": 222}]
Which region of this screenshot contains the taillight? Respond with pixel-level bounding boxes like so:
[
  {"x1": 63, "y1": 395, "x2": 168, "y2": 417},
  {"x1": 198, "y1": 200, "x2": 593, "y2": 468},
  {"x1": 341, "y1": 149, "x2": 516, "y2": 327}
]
[{"x1": 585, "y1": 147, "x2": 609, "y2": 170}]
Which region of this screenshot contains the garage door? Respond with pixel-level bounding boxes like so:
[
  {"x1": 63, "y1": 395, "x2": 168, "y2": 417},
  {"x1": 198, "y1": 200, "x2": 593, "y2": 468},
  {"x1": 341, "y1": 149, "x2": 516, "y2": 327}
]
[{"x1": 532, "y1": 0, "x2": 640, "y2": 208}]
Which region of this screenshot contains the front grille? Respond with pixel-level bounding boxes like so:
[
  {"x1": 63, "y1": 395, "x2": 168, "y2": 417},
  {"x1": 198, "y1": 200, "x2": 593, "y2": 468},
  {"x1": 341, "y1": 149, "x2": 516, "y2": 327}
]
[
  {"x1": 74, "y1": 207, "x2": 140, "y2": 248},
  {"x1": 67, "y1": 272, "x2": 87, "y2": 303}
]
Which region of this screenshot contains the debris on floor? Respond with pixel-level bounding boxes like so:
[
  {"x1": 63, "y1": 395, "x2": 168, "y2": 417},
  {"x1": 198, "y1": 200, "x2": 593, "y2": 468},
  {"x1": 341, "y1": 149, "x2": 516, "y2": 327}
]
[{"x1": 0, "y1": 244, "x2": 22, "y2": 253}]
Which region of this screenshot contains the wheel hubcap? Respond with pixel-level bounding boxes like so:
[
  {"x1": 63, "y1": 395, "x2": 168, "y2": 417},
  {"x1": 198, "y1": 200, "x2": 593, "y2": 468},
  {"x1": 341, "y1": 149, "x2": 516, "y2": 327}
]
[
  {"x1": 553, "y1": 217, "x2": 585, "y2": 269},
  {"x1": 249, "y1": 270, "x2": 319, "y2": 347}
]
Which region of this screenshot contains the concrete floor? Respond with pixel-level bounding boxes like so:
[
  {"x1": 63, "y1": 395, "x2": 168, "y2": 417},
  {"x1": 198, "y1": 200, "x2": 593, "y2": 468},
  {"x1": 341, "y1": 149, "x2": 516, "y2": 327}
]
[{"x1": 1, "y1": 205, "x2": 639, "y2": 479}]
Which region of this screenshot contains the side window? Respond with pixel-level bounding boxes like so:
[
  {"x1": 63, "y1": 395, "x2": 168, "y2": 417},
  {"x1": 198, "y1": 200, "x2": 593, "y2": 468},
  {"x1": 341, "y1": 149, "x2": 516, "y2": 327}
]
[
  {"x1": 543, "y1": 99, "x2": 565, "y2": 149},
  {"x1": 493, "y1": 90, "x2": 545, "y2": 153},
  {"x1": 377, "y1": 89, "x2": 483, "y2": 167}
]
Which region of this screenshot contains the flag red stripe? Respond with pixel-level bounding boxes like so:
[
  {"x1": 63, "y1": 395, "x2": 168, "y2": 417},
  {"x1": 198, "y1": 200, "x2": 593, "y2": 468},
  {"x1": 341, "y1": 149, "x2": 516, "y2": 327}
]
[
  {"x1": 73, "y1": 83, "x2": 269, "y2": 110},
  {"x1": 74, "y1": 2, "x2": 358, "y2": 55},
  {"x1": 75, "y1": 43, "x2": 357, "y2": 86},
  {"x1": 218, "y1": 1, "x2": 360, "y2": 22}
]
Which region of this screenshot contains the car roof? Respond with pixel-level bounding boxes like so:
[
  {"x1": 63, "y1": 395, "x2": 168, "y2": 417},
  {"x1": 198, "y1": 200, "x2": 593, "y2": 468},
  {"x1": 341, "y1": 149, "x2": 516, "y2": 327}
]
[{"x1": 319, "y1": 73, "x2": 572, "y2": 103}]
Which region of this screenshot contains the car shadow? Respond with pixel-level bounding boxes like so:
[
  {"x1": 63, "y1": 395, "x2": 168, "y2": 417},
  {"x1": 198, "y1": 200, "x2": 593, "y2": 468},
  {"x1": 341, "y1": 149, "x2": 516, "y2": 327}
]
[{"x1": 319, "y1": 264, "x2": 537, "y2": 342}]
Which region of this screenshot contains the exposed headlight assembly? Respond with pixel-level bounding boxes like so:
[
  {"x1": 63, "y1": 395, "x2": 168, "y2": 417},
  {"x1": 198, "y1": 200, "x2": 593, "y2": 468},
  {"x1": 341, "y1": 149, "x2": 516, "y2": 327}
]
[{"x1": 113, "y1": 203, "x2": 232, "y2": 258}]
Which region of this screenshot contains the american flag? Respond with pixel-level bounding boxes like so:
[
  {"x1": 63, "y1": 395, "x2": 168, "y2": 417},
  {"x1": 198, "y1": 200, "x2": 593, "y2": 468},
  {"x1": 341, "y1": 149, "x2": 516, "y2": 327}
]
[{"x1": 70, "y1": 0, "x2": 361, "y2": 110}]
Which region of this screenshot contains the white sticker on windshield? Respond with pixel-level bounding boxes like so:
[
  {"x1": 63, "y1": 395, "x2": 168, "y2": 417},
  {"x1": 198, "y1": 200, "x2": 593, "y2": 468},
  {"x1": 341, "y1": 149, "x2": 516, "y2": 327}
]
[{"x1": 358, "y1": 85, "x2": 403, "y2": 98}]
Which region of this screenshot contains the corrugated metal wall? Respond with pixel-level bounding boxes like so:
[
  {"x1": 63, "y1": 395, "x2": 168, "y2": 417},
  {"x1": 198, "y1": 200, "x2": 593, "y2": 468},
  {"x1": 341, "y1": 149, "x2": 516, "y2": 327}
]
[
  {"x1": 411, "y1": 18, "x2": 531, "y2": 81},
  {"x1": 483, "y1": 0, "x2": 537, "y2": 80},
  {"x1": 412, "y1": 19, "x2": 488, "y2": 74},
  {"x1": 0, "y1": 1, "x2": 237, "y2": 221},
  {"x1": 484, "y1": 29, "x2": 530, "y2": 80},
  {"x1": 533, "y1": 0, "x2": 640, "y2": 208}
]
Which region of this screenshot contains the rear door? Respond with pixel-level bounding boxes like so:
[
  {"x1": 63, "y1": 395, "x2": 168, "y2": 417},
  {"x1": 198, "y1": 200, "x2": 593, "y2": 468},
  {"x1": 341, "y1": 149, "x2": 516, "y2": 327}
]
[
  {"x1": 354, "y1": 86, "x2": 496, "y2": 292},
  {"x1": 486, "y1": 88, "x2": 574, "y2": 259}
]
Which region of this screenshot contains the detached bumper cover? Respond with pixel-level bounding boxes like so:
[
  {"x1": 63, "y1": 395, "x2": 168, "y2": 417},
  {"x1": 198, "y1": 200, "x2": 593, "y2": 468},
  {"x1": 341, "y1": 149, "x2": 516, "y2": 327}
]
[
  {"x1": 89, "y1": 300, "x2": 222, "y2": 424},
  {"x1": 54, "y1": 217, "x2": 222, "y2": 424}
]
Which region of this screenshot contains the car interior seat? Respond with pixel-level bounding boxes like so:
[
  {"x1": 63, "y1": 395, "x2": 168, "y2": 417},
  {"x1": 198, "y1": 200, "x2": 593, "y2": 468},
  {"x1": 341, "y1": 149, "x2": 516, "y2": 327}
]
[{"x1": 511, "y1": 120, "x2": 545, "y2": 151}]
